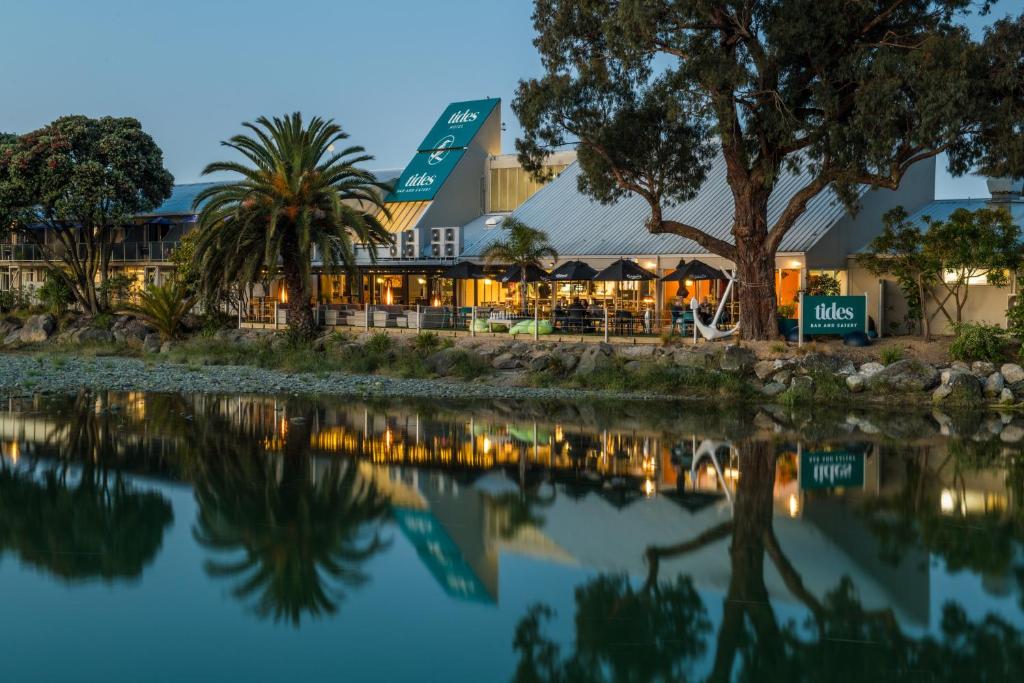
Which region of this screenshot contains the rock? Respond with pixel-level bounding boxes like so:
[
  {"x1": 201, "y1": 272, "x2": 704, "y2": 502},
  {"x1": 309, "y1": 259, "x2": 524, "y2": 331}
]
[
  {"x1": 1010, "y1": 380, "x2": 1024, "y2": 401},
  {"x1": 859, "y1": 362, "x2": 885, "y2": 378},
  {"x1": 771, "y1": 369, "x2": 793, "y2": 385},
  {"x1": 492, "y1": 352, "x2": 522, "y2": 370},
  {"x1": 837, "y1": 361, "x2": 857, "y2": 376},
  {"x1": 793, "y1": 352, "x2": 843, "y2": 375},
  {"x1": 528, "y1": 353, "x2": 554, "y2": 372},
  {"x1": 935, "y1": 368, "x2": 981, "y2": 403},
  {"x1": 143, "y1": 333, "x2": 162, "y2": 354},
  {"x1": 753, "y1": 360, "x2": 776, "y2": 381},
  {"x1": 617, "y1": 345, "x2": 656, "y2": 360},
  {"x1": 575, "y1": 347, "x2": 614, "y2": 376},
  {"x1": 623, "y1": 360, "x2": 644, "y2": 372},
  {"x1": 112, "y1": 318, "x2": 151, "y2": 345},
  {"x1": 425, "y1": 348, "x2": 463, "y2": 375},
  {"x1": 719, "y1": 345, "x2": 756, "y2": 373},
  {"x1": 553, "y1": 351, "x2": 579, "y2": 372},
  {"x1": 76, "y1": 328, "x2": 115, "y2": 344},
  {"x1": 160, "y1": 340, "x2": 179, "y2": 354},
  {"x1": 846, "y1": 374, "x2": 866, "y2": 392},
  {"x1": 1002, "y1": 363, "x2": 1024, "y2": 385},
  {"x1": 866, "y1": 359, "x2": 939, "y2": 392},
  {"x1": 985, "y1": 372, "x2": 1005, "y2": 398},
  {"x1": 761, "y1": 382, "x2": 787, "y2": 397},
  {"x1": 971, "y1": 361, "x2": 996, "y2": 377},
  {"x1": 18, "y1": 314, "x2": 56, "y2": 343},
  {"x1": 1000, "y1": 424, "x2": 1024, "y2": 443},
  {"x1": 0, "y1": 317, "x2": 21, "y2": 338},
  {"x1": 1000, "y1": 387, "x2": 1016, "y2": 404},
  {"x1": 3, "y1": 329, "x2": 22, "y2": 346},
  {"x1": 791, "y1": 375, "x2": 815, "y2": 392},
  {"x1": 932, "y1": 385, "x2": 953, "y2": 402},
  {"x1": 673, "y1": 347, "x2": 718, "y2": 369}
]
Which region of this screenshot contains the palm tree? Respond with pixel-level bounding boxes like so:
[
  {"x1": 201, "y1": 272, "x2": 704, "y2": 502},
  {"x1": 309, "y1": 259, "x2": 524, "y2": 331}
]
[
  {"x1": 192, "y1": 113, "x2": 393, "y2": 339},
  {"x1": 481, "y1": 217, "x2": 557, "y2": 314}
]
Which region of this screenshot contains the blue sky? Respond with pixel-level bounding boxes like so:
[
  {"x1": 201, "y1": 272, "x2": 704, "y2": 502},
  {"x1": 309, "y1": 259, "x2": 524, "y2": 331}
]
[{"x1": 2, "y1": 0, "x2": 1020, "y2": 198}]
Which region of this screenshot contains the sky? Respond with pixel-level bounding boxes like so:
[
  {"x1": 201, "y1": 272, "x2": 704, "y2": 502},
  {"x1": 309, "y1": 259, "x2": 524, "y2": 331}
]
[{"x1": 2, "y1": 0, "x2": 1021, "y2": 198}]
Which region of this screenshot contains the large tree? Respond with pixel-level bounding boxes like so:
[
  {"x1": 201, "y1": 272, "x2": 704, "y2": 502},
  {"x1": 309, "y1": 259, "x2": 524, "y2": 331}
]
[
  {"x1": 192, "y1": 113, "x2": 392, "y2": 339},
  {"x1": 0, "y1": 116, "x2": 174, "y2": 313},
  {"x1": 514, "y1": 1, "x2": 1024, "y2": 339}
]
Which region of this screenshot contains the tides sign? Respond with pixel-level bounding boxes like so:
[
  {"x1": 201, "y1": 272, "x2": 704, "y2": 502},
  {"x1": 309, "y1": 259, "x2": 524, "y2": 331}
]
[
  {"x1": 417, "y1": 99, "x2": 500, "y2": 152},
  {"x1": 799, "y1": 450, "x2": 865, "y2": 490},
  {"x1": 800, "y1": 295, "x2": 867, "y2": 336},
  {"x1": 387, "y1": 148, "x2": 465, "y2": 202}
]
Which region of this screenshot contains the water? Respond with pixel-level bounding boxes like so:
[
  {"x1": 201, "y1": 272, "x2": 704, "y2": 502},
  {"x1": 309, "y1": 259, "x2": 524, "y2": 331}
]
[{"x1": 0, "y1": 392, "x2": 1022, "y2": 682}]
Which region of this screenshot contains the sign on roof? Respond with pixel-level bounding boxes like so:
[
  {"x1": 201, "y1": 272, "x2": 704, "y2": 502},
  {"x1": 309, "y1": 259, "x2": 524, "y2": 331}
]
[
  {"x1": 800, "y1": 450, "x2": 865, "y2": 490},
  {"x1": 417, "y1": 99, "x2": 499, "y2": 153},
  {"x1": 386, "y1": 149, "x2": 465, "y2": 202}
]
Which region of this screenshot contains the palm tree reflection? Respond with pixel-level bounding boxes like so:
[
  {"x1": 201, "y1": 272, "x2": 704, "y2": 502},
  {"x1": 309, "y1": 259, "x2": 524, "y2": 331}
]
[{"x1": 191, "y1": 404, "x2": 391, "y2": 626}]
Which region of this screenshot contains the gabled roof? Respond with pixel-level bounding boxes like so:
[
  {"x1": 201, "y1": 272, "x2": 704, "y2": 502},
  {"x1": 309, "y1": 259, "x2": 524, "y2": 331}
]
[{"x1": 462, "y1": 154, "x2": 860, "y2": 258}]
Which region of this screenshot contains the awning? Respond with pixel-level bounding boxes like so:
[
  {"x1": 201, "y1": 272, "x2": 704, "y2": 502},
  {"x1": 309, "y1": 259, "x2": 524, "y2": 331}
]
[
  {"x1": 499, "y1": 264, "x2": 551, "y2": 283},
  {"x1": 661, "y1": 259, "x2": 726, "y2": 282},
  {"x1": 591, "y1": 259, "x2": 656, "y2": 282},
  {"x1": 550, "y1": 260, "x2": 598, "y2": 281},
  {"x1": 441, "y1": 261, "x2": 487, "y2": 279}
]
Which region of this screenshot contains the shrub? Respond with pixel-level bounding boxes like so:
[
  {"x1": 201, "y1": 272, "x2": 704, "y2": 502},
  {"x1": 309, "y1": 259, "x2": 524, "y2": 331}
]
[
  {"x1": 777, "y1": 303, "x2": 797, "y2": 318},
  {"x1": 364, "y1": 332, "x2": 392, "y2": 355},
  {"x1": 447, "y1": 350, "x2": 492, "y2": 380},
  {"x1": 1008, "y1": 294, "x2": 1024, "y2": 339},
  {"x1": 0, "y1": 289, "x2": 30, "y2": 313},
  {"x1": 949, "y1": 322, "x2": 1007, "y2": 362},
  {"x1": 412, "y1": 331, "x2": 442, "y2": 354},
  {"x1": 98, "y1": 273, "x2": 134, "y2": 308},
  {"x1": 121, "y1": 283, "x2": 195, "y2": 341},
  {"x1": 880, "y1": 346, "x2": 903, "y2": 365},
  {"x1": 770, "y1": 342, "x2": 787, "y2": 354},
  {"x1": 37, "y1": 270, "x2": 74, "y2": 316}
]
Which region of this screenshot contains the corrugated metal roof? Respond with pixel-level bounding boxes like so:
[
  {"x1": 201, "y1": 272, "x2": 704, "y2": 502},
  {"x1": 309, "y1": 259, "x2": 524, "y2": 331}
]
[
  {"x1": 905, "y1": 198, "x2": 1024, "y2": 227},
  {"x1": 462, "y1": 155, "x2": 861, "y2": 258}
]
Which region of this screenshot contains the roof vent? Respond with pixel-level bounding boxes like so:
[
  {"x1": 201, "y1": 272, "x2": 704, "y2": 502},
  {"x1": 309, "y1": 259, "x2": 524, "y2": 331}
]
[
  {"x1": 986, "y1": 177, "x2": 1023, "y2": 203},
  {"x1": 484, "y1": 216, "x2": 504, "y2": 229}
]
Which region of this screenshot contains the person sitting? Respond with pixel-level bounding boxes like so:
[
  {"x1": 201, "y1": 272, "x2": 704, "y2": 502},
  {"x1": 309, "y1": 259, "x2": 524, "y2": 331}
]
[
  {"x1": 670, "y1": 297, "x2": 685, "y2": 334},
  {"x1": 567, "y1": 297, "x2": 586, "y2": 332},
  {"x1": 587, "y1": 300, "x2": 604, "y2": 332},
  {"x1": 698, "y1": 297, "x2": 714, "y2": 325}
]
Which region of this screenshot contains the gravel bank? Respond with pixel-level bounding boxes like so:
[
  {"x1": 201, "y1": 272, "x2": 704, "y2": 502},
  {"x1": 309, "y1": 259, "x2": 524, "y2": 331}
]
[{"x1": 0, "y1": 353, "x2": 676, "y2": 402}]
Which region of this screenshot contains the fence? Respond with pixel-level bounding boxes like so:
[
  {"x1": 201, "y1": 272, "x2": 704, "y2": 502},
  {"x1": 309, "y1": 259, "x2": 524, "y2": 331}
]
[
  {"x1": 1, "y1": 241, "x2": 179, "y2": 263},
  {"x1": 241, "y1": 299, "x2": 736, "y2": 342}
]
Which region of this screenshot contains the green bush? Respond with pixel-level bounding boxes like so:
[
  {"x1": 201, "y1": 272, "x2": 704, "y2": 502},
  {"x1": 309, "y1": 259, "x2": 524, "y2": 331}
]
[
  {"x1": 412, "y1": 331, "x2": 442, "y2": 354},
  {"x1": 447, "y1": 350, "x2": 491, "y2": 380},
  {"x1": 37, "y1": 271, "x2": 74, "y2": 316},
  {"x1": 949, "y1": 322, "x2": 1007, "y2": 362},
  {"x1": 1008, "y1": 295, "x2": 1024, "y2": 339},
  {"x1": 0, "y1": 289, "x2": 30, "y2": 313},
  {"x1": 121, "y1": 282, "x2": 194, "y2": 341},
  {"x1": 880, "y1": 346, "x2": 903, "y2": 365}
]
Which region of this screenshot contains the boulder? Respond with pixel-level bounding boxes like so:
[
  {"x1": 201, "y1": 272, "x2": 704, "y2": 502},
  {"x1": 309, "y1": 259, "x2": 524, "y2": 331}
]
[
  {"x1": 623, "y1": 360, "x2": 644, "y2": 372},
  {"x1": 575, "y1": 347, "x2": 614, "y2": 376},
  {"x1": 791, "y1": 375, "x2": 815, "y2": 392},
  {"x1": 971, "y1": 361, "x2": 996, "y2": 378},
  {"x1": 553, "y1": 351, "x2": 579, "y2": 372},
  {"x1": 985, "y1": 372, "x2": 1005, "y2": 398},
  {"x1": 1000, "y1": 387, "x2": 1016, "y2": 404},
  {"x1": 143, "y1": 333, "x2": 162, "y2": 354},
  {"x1": 936, "y1": 370, "x2": 982, "y2": 405},
  {"x1": 528, "y1": 353, "x2": 555, "y2": 372},
  {"x1": 761, "y1": 382, "x2": 787, "y2": 397},
  {"x1": 0, "y1": 317, "x2": 22, "y2": 338},
  {"x1": 1000, "y1": 424, "x2": 1024, "y2": 443},
  {"x1": 1002, "y1": 363, "x2": 1024, "y2": 385},
  {"x1": 846, "y1": 373, "x2": 866, "y2": 393},
  {"x1": 673, "y1": 347, "x2": 719, "y2": 369},
  {"x1": 425, "y1": 348, "x2": 463, "y2": 376},
  {"x1": 492, "y1": 352, "x2": 522, "y2": 370},
  {"x1": 76, "y1": 328, "x2": 115, "y2": 344},
  {"x1": 865, "y1": 359, "x2": 939, "y2": 392},
  {"x1": 719, "y1": 344, "x2": 756, "y2": 373},
  {"x1": 160, "y1": 341, "x2": 177, "y2": 354},
  {"x1": 753, "y1": 360, "x2": 776, "y2": 381},
  {"x1": 793, "y1": 352, "x2": 843, "y2": 375},
  {"x1": 837, "y1": 361, "x2": 857, "y2": 376},
  {"x1": 859, "y1": 362, "x2": 885, "y2": 378},
  {"x1": 950, "y1": 361, "x2": 970, "y2": 372},
  {"x1": 112, "y1": 318, "x2": 151, "y2": 345},
  {"x1": 771, "y1": 369, "x2": 793, "y2": 385},
  {"x1": 617, "y1": 345, "x2": 657, "y2": 360},
  {"x1": 18, "y1": 314, "x2": 56, "y2": 343}
]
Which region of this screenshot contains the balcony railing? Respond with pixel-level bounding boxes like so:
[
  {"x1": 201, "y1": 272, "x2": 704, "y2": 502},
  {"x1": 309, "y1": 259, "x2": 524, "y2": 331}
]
[{"x1": 1, "y1": 241, "x2": 180, "y2": 262}]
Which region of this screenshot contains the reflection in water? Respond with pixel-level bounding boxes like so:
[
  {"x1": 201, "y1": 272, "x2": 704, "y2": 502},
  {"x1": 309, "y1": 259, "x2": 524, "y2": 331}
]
[{"x1": 0, "y1": 392, "x2": 1022, "y2": 680}]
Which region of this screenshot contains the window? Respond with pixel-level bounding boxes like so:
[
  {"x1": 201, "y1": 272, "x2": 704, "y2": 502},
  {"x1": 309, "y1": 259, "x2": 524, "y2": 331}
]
[
  {"x1": 943, "y1": 269, "x2": 1008, "y2": 286},
  {"x1": 488, "y1": 164, "x2": 567, "y2": 213}
]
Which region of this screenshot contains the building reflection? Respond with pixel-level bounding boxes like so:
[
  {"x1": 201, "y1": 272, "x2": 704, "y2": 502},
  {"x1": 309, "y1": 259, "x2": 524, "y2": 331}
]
[{"x1": 0, "y1": 392, "x2": 1021, "y2": 627}]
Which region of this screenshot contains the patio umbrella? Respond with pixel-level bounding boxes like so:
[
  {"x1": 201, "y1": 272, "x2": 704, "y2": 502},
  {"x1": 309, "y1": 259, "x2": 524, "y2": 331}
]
[
  {"x1": 661, "y1": 258, "x2": 726, "y2": 282},
  {"x1": 442, "y1": 261, "x2": 487, "y2": 279},
  {"x1": 550, "y1": 260, "x2": 598, "y2": 281},
  {"x1": 499, "y1": 264, "x2": 551, "y2": 283},
  {"x1": 591, "y1": 259, "x2": 657, "y2": 282}
]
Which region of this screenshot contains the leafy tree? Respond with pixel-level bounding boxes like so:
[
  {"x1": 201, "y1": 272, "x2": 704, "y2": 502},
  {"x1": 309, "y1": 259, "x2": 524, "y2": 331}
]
[
  {"x1": 121, "y1": 281, "x2": 195, "y2": 341},
  {"x1": 860, "y1": 206, "x2": 1020, "y2": 337},
  {"x1": 192, "y1": 113, "x2": 392, "y2": 339},
  {"x1": 481, "y1": 217, "x2": 558, "y2": 314},
  {"x1": 0, "y1": 116, "x2": 174, "y2": 312},
  {"x1": 514, "y1": 1, "x2": 1024, "y2": 339}
]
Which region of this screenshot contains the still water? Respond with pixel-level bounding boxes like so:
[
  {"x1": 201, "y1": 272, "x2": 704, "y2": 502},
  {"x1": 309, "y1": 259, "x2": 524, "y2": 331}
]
[{"x1": 0, "y1": 392, "x2": 1022, "y2": 682}]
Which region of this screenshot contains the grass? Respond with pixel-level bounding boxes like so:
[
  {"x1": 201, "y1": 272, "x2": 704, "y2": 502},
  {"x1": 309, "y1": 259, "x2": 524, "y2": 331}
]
[
  {"x1": 778, "y1": 371, "x2": 850, "y2": 406},
  {"x1": 880, "y1": 346, "x2": 903, "y2": 365},
  {"x1": 530, "y1": 358, "x2": 754, "y2": 398}
]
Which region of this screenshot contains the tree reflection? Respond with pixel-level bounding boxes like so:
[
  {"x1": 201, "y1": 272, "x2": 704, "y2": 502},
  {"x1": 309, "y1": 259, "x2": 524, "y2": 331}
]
[
  {"x1": 511, "y1": 437, "x2": 1024, "y2": 682},
  {"x1": 0, "y1": 393, "x2": 173, "y2": 582},
  {"x1": 191, "y1": 402, "x2": 392, "y2": 626}
]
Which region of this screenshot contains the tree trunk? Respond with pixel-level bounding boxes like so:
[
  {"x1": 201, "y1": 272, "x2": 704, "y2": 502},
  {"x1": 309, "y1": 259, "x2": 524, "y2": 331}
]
[
  {"x1": 281, "y1": 236, "x2": 315, "y2": 340},
  {"x1": 735, "y1": 237, "x2": 778, "y2": 340},
  {"x1": 520, "y1": 274, "x2": 529, "y2": 315},
  {"x1": 917, "y1": 277, "x2": 930, "y2": 340}
]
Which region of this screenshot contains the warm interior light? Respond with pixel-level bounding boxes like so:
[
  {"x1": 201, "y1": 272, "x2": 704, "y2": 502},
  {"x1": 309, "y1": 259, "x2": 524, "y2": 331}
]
[
  {"x1": 279, "y1": 287, "x2": 288, "y2": 303},
  {"x1": 483, "y1": 278, "x2": 492, "y2": 285},
  {"x1": 789, "y1": 260, "x2": 802, "y2": 269},
  {"x1": 376, "y1": 277, "x2": 385, "y2": 284},
  {"x1": 385, "y1": 288, "x2": 393, "y2": 305},
  {"x1": 417, "y1": 278, "x2": 426, "y2": 285},
  {"x1": 482, "y1": 436, "x2": 492, "y2": 454},
  {"x1": 940, "y1": 489, "x2": 955, "y2": 514},
  {"x1": 643, "y1": 479, "x2": 656, "y2": 497},
  {"x1": 684, "y1": 279, "x2": 694, "y2": 286},
  {"x1": 788, "y1": 494, "x2": 799, "y2": 518},
  {"x1": 644, "y1": 261, "x2": 657, "y2": 269}
]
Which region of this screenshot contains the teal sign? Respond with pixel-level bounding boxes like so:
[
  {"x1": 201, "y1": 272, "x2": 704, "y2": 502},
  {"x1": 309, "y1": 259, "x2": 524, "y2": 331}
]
[
  {"x1": 392, "y1": 508, "x2": 493, "y2": 603},
  {"x1": 386, "y1": 148, "x2": 465, "y2": 202},
  {"x1": 800, "y1": 451, "x2": 865, "y2": 490},
  {"x1": 801, "y1": 295, "x2": 866, "y2": 335},
  {"x1": 417, "y1": 99, "x2": 499, "y2": 152}
]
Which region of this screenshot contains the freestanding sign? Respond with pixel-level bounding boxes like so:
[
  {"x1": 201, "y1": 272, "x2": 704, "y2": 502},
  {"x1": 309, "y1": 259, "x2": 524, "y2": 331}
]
[
  {"x1": 799, "y1": 450, "x2": 865, "y2": 490},
  {"x1": 799, "y1": 294, "x2": 867, "y2": 340}
]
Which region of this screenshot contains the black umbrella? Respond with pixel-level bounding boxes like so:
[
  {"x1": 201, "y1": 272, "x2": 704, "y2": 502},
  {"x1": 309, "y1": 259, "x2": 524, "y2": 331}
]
[
  {"x1": 550, "y1": 260, "x2": 598, "y2": 281},
  {"x1": 591, "y1": 259, "x2": 657, "y2": 282},
  {"x1": 661, "y1": 258, "x2": 725, "y2": 282},
  {"x1": 499, "y1": 264, "x2": 551, "y2": 283},
  {"x1": 442, "y1": 261, "x2": 487, "y2": 279}
]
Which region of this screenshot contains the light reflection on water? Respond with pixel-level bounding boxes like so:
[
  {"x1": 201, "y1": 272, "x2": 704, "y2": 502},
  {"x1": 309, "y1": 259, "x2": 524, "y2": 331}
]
[{"x1": 0, "y1": 392, "x2": 1021, "y2": 682}]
